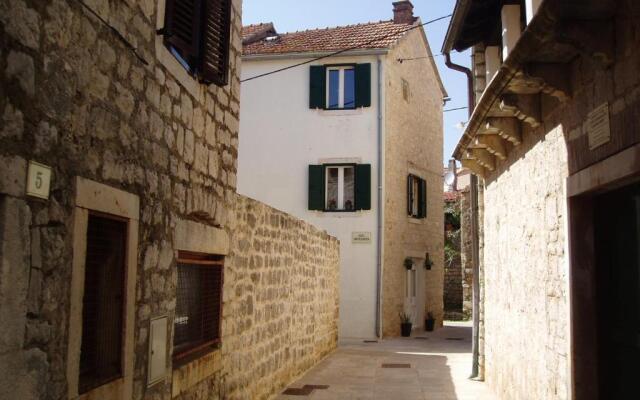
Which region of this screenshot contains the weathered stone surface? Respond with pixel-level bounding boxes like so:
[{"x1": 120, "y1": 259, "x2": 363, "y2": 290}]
[
  {"x1": 0, "y1": 0, "x2": 40, "y2": 50},
  {"x1": 5, "y1": 51, "x2": 35, "y2": 96},
  {"x1": 0, "y1": 155, "x2": 27, "y2": 197}
]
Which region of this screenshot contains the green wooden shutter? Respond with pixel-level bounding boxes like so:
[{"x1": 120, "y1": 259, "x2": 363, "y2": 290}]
[
  {"x1": 309, "y1": 66, "x2": 326, "y2": 109},
  {"x1": 355, "y1": 63, "x2": 371, "y2": 108},
  {"x1": 407, "y1": 175, "x2": 414, "y2": 216},
  {"x1": 308, "y1": 165, "x2": 325, "y2": 210},
  {"x1": 355, "y1": 164, "x2": 371, "y2": 211},
  {"x1": 418, "y1": 178, "x2": 427, "y2": 219}
]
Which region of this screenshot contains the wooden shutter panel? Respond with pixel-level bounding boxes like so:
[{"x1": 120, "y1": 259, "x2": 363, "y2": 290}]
[
  {"x1": 309, "y1": 66, "x2": 326, "y2": 109},
  {"x1": 418, "y1": 178, "x2": 427, "y2": 219},
  {"x1": 355, "y1": 63, "x2": 372, "y2": 108},
  {"x1": 407, "y1": 175, "x2": 414, "y2": 216},
  {"x1": 355, "y1": 164, "x2": 372, "y2": 211},
  {"x1": 163, "y1": 0, "x2": 202, "y2": 69},
  {"x1": 308, "y1": 165, "x2": 325, "y2": 210},
  {"x1": 200, "y1": 0, "x2": 232, "y2": 85}
]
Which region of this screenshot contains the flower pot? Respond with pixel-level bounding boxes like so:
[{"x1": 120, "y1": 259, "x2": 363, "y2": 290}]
[
  {"x1": 425, "y1": 318, "x2": 435, "y2": 332},
  {"x1": 400, "y1": 322, "x2": 412, "y2": 337}
]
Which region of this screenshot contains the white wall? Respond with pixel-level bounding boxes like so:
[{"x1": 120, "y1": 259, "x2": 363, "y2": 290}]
[{"x1": 239, "y1": 54, "x2": 381, "y2": 339}]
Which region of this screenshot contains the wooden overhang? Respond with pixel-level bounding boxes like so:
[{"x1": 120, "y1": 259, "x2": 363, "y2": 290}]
[{"x1": 448, "y1": 0, "x2": 616, "y2": 178}]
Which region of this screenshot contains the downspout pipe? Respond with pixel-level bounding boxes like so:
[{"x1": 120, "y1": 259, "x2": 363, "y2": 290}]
[
  {"x1": 375, "y1": 57, "x2": 384, "y2": 338},
  {"x1": 444, "y1": 52, "x2": 481, "y2": 380}
]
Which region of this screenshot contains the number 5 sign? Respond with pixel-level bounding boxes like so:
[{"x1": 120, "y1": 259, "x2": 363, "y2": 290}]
[{"x1": 26, "y1": 161, "x2": 52, "y2": 200}]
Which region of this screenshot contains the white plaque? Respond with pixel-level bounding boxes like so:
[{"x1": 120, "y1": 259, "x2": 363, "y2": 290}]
[
  {"x1": 587, "y1": 102, "x2": 611, "y2": 150},
  {"x1": 26, "y1": 161, "x2": 52, "y2": 200},
  {"x1": 352, "y1": 232, "x2": 372, "y2": 244}
]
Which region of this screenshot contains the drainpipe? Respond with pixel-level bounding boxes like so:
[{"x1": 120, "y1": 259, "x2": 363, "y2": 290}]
[
  {"x1": 444, "y1": 52, "x2": 481, "y2": 379},
  {"x1": 375, "y1": 56, "x2": 384, "y2": 338}
]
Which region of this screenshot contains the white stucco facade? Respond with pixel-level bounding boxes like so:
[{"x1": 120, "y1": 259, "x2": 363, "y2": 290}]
[{"x1": 239, "y1": 54, "x2": 382, "y2": 339}]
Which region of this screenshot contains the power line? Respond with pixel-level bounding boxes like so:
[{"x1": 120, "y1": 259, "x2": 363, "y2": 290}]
[
  {"x1": 241, "y1": 14, "x2": 452, "y2": 83},
  {"x1": 397, "y1": 53, "x2": 443, "y2": 63},
  {"x1": 443, "y1": 106, "x2": 468, "y2": 113}
]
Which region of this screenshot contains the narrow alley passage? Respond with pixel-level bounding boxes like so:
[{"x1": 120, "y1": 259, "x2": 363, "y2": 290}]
[{"x1": 277, "y1": 322, "x2": 495, "y2": 400}]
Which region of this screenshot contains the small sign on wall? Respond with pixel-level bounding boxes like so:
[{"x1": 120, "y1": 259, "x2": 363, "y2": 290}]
[
  {"x1": 26, "y1": 161, "x2": 52, "y2": 200},
  {"x1": 352, "y1": 232, "x2": 372, "y2": 244},
  {"x1": 587, "y1": 102, "x2": 611, "y2": 150}
]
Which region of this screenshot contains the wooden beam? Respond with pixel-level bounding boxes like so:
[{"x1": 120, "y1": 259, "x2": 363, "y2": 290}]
[
  {"x1": 482, "y1": 117, "x2": 522, "y2": 145},
  {"x1": 460, "y1": 158, "x2": 486, "y2": 178},
  {"x1": 507, "y1": 63, "x2": 571, "y2": 101},
  {"x1": 468, "y1": 148, "x2": 496, "y2": 171},
  {"x1": 500, "y1": 94, "x2": 541, "y2": 128},
  {"x1": 476, "y1": 134, "x2": 507, "y2": 160}
]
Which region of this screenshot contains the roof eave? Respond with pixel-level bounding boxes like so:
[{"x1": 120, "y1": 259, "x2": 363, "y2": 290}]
[
  {"x1": 441, "y1": 0, "x2": 473, "y2": 54},
  {"x1": 242, "y1": 48, "x2": 390, "y2": 61}
]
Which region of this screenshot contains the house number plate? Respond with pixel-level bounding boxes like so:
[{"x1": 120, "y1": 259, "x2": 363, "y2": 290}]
[{"x1": 26, "y1": 161, "x2": 52, "y2": 200}]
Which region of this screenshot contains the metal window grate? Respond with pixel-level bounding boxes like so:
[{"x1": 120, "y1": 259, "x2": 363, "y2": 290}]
[
  {"x1": 173, "y1": 252, "x2": 224, "y2": 363},
  {"x1": 79, "y1": 213, "x2": 127, "y2": 394}
]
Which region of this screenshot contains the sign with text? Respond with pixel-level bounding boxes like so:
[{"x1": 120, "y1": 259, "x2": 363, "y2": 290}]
[
  {"x1": 587, "y1": 102, "x2": 611, "y2": 150},
  {"x1": 352, "y1": 232, "x2": 372, "y2": 244},
  {"x1": 26, "y1": 161, "x2": 52, "y2": 200}
]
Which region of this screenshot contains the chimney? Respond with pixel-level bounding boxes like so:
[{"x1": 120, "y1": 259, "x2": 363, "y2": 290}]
[{"x1": 393, "y1": 1, "x2": 415, "y2": 24}]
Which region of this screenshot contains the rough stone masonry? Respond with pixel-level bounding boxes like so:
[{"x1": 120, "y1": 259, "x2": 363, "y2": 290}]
[{"x1": 0, "y1": 0, "x2": 340, "y2": 399}]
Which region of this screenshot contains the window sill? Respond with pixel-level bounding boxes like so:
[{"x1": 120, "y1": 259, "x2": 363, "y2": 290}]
[
  {"x1": 317, "y1": 108, "x2": 363, "y2": 117},
  {"x1": 172, "y1": 348, "x2": 222, "y2": 398},
  {"x1": 408, "y1": 217, "x2": 426, "y2": 224},
  {"x1": 312, "y1": 211, "x2": 367, "y2": 218}
]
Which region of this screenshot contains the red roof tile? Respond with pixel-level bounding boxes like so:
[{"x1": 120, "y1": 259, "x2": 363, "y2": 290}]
[
  {"x1": 242, "y1": 22, "x2": 276, "y2": 44},
  {"x1": 444, "y1": 191, "x2": 459, "y2": 202},
  {"x1": 242, "y1": 20, "x2": 416, "y2": 56}
]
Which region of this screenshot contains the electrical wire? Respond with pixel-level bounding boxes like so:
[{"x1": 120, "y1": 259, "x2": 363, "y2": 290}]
[
  {"x1": 74, "y1": 0, "x2": 149, "y2": 66},
  {"x1": 397, "y1": 53, "x2": 443, "y2": 63},
  {"x1": 241, "y1": 14, "x2": 452, "y2": 83},
  {"x1": 443, "y1": 106, "x2": 468, "y2": 113}
]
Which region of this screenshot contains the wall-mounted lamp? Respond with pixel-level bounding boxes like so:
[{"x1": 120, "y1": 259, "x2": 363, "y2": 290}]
[{"x1": 424, "y1": 253, "x2": 434, "y2": 270}]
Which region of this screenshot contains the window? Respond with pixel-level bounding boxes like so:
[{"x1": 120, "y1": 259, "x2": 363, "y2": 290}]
[
  {"x1": 161, "y1": 0, "x2": 232, "y2": 86},
  {"x1": 309, "y1": 64, "x2": 371, "y2": 109},
  {"x1": 79, "y1": 213, "x2": 127, "y2": 394},
  {"x1": 402, "y1": 78, "x2": 410, "y2": 102},
  {"x1": 325, "y1": 166, "x2": 355, "y2": 210},
  {"x1": 408, "y1": 174, "x2": 427, "y2": 219},
  {"x1": 173, "y1": 252, "x2": 224, "y2": 365},
  {"x1": 309, "y1": 164, "x2": 371, "y2": 212},
  {"x1": 327, "y1": 67, "x2": 356, "y2": 109}
]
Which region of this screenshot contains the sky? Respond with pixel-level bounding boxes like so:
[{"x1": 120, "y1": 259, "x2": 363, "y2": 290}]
[{"x1": 242, "y1": 0, "x2": 471, "y2": 164}]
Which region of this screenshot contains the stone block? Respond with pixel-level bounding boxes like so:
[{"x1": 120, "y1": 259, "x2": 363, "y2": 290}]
[
  {"x1": 0, "y1": 155, "x2": 27, "y2": 196},
  {"x1": 5, "y1": 51, "x2": 35, "y2": 96}
]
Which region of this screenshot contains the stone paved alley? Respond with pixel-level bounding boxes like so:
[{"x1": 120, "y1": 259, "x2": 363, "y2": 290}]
[{"x1": 277, "y1": 322, "x2": 495, "y2": 400}]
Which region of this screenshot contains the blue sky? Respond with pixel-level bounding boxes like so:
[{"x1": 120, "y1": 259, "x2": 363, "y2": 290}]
[{"x1": 242, "y1": 0, "x2": 471, "y2": 164}]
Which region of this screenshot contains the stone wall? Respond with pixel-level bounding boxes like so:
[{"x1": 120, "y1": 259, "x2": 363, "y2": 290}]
[
  {"x1": 0, "y1": 0, "x2": 340, "y2": 399},
  {"x1": 443, "y1": 199, "x2": 463, "y2": 319},
  {"x1": 382, "y1": 26, "x2": 445, "y2": 336},
  {"x1": 459, "y1": 189, "x2": 473, "y2": 318},
  {"x1": 482, "y1": 124, "x2": 569, "y2": 400}
]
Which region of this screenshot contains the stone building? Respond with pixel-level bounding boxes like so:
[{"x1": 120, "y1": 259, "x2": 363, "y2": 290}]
[
  {"x1": 0, "y1": 0, "x2": 340, "y2": 399},
  {"x1": 238, "y1": 1, "x2": 447, "y2": 339},
  {"x1": 443, "y1": 0, "x2": 640, "y2": 398}
]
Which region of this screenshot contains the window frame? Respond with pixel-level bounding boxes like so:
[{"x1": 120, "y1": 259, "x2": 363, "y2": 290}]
[
  {"x1": 172, "y1": 251, "x2": 224, "y2": 368},
  {"x1": 325, "y1": 64, "x2": 357, "y2": 110},
  {"x1": 323, "y1": 163, "x2": 358, "y2": 212},
  {"x1": 408, "y1": 174, "x2": 427, "y2": 219}
]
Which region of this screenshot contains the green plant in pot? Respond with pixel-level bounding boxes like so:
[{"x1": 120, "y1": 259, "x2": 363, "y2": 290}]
[
  {"x1": 399, "y1": 312, "x2": 412, "y2": 337},
  {"x1": 425, "y1": 312, "x2": 435, "y2": 332}
]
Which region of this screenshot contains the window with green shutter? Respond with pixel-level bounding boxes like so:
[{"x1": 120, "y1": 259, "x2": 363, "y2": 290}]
[
  {"x1": 408, "y1": 174, "x2": 427, "y2": 219},
  {"x1": 308, "y1": 164, "x2": 371, "y2": 212},
  {"x1": 309, "y1": 63, "x2": 371, "y2": 110}
]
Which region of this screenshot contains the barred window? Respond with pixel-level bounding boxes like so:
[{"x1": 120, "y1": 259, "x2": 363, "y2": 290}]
[
  {"x1": 173, "y1": 252, "x2": 224, "y2": 365},
  {"x1": 79, "y1": 213, "x2": 127, "y2": 393}
]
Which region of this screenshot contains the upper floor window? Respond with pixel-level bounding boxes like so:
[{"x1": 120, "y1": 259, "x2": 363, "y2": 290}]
[
  {"x1": 161, "y1": 0, "x2": 232, "y2": 86},
  {"x1": 402, "y1": 78, "x2": 410, "y2": 102},
  {"x1": 408, "y1": 174, "x2": 427, "y2": 219},
  {"x1": 309, "y1": 64, "x2": 371, "y2": 110},
  {"x1": 327, "y1": 67, "x2": 356, "y2": 109},
  {"x1": 309, "y1": 164, "x2": 371, "y2": 212}
]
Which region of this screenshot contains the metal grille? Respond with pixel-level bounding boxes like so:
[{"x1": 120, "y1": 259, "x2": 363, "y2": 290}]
[
  {"x1": 173, "y1": 253, "x2": 223, "y2": 362},
  {"x1": 79, "y1": 213, "x2": 127, "y2": 394}
]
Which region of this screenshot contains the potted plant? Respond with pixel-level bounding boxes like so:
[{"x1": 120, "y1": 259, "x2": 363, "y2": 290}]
[
  {"x1": 425, "y1": 312, "x2": 435, "y2": 332},
  {"x1": 399, "y1": 312, "x2": 412, "y2": 337},
  {"x1": 403, "y1": 257, "x2": 414, "y2": 270}
]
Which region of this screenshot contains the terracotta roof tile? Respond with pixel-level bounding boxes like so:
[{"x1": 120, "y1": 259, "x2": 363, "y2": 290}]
[
  {"x1": 242, "y1": 20, "x2": 416, "y2": 56},
  {"x1": 242, "y1": 22, "x2": 276, "y2": 44}
]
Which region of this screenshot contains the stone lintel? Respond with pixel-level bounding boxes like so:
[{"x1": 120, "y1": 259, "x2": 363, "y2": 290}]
[
  {"x1": 482, "y1": 117, "x2": 522, "y2": 145},
  {"x1": 500, "y1": 94, "x2": 541, "y2": 128}
]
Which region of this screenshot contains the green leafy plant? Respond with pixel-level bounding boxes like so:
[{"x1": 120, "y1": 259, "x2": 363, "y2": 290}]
[{"x1": 398, "y1": 312, "x2": 412, "y2": 324}]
